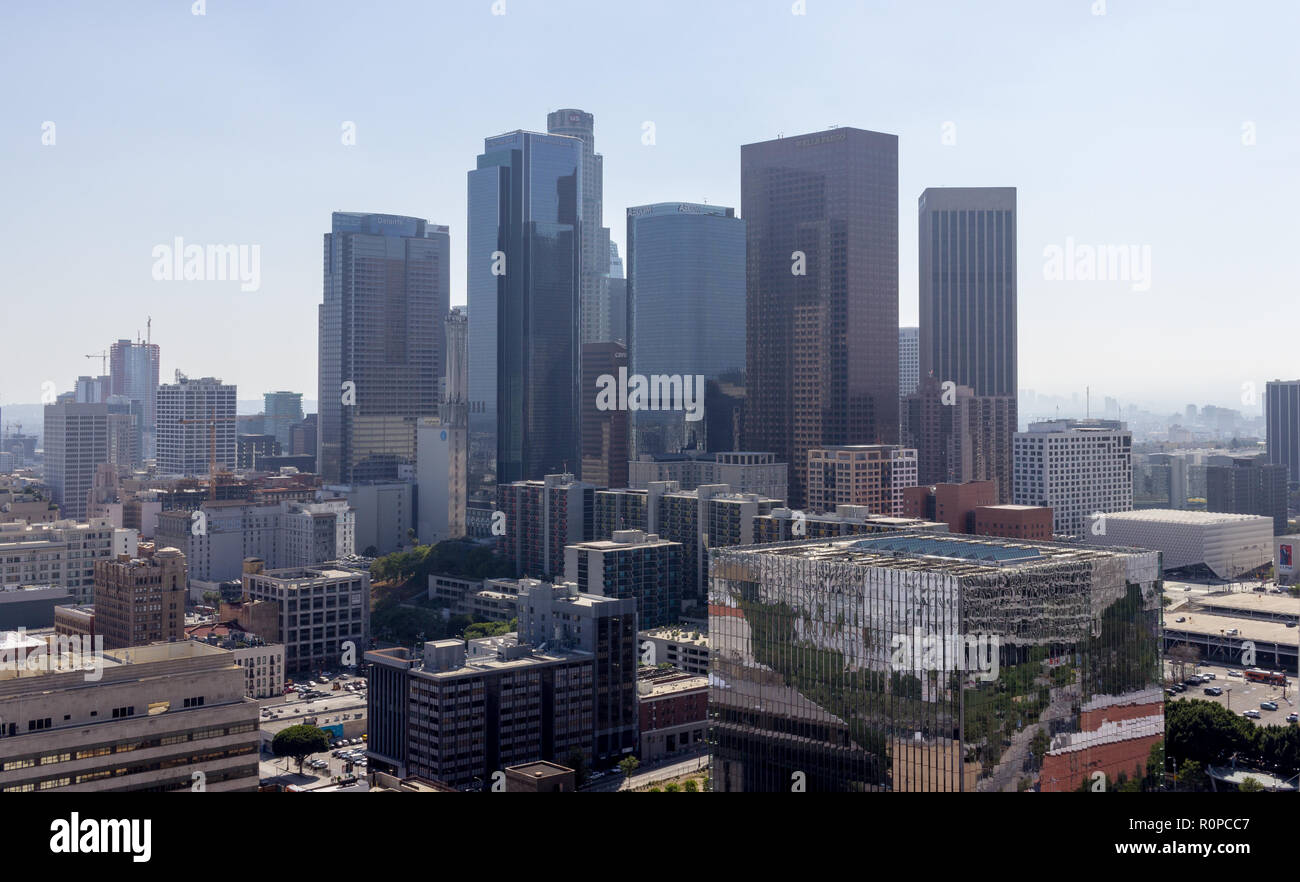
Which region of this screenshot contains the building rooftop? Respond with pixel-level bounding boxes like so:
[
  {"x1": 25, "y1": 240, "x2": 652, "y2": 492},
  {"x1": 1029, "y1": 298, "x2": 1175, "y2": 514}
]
[
  {"x1": 719, "y1": 531, "x2": 1155, "y2": 577},
  {"x1": 1097, "y1": 509, "x2": 1272, "y2": 526}
]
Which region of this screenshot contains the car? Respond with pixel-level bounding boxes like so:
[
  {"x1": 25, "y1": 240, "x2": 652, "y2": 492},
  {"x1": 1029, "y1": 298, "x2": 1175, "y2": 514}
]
[
  {"x1": 1261, "y1": 701, "x2": 1279, "y2": 711},
  {"x1": 1166, "y1": 688, "x2": 1178, "y2": 697},
  {"x1": 1172, "y1": 683, "x2": 1187, "y2": 693},
  {"x1": 1288, "y1": 713, "x2": 1299, "y2": 724},
  {"x1": 1204, "y1": 686, "x2": 1223, "y2": 696},
  {"x1": 1175, "y1": 617, "x2": 1186, "y2": 623},
  {"x1": 1243, "y1": 710, "x2": 1261, "y2": 719},
  {"x1": 1184, "y1": 676, "x2": 1202, "y2": 685},
  {"x1": 1202, "y1": 673, "x2": 1216, "y2": 680},
  {"x1": 1227, "y1": 670, "x2": 1243, "y2": 678}
]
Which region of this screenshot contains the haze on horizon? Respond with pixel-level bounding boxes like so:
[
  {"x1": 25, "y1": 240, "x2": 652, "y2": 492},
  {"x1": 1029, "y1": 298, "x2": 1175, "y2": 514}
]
[{"x1": 1, "y1": 0, "x2": 1296, "y2": 417}]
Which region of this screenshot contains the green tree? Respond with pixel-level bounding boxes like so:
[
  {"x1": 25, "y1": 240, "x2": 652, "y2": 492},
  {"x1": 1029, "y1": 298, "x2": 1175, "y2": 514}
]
[
  {"x1": 618, "y1": 755, "x2": 640, "y2": 783},
  {"x1": 683, "y1": 778, "x2": 699, "y2": 792},
  {"x1": 1238, "y1": 776, "x2": 1265, "y2": 791},
  {"x1": 1176, "y1": 758, "x2": 1208, "y2": 792},
  {"x1": 664, "y1": 782, "x2": 680, "y2": 792},
  {"x1": 272, "y1": 724, "x2": 332, "y2": 775}
]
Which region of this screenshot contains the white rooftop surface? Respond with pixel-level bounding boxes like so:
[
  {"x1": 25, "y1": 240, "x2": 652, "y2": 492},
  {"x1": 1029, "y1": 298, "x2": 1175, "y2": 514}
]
[{"x1": 1101, "y1": 509, "x2": 1271, "y2": 526}]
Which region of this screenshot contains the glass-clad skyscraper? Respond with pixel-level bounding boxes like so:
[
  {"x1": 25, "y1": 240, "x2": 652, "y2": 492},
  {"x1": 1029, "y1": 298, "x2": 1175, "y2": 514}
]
[
  {"x1": 742, "y1": 129, "x2": 900, "y2": 509},
  {"x1": 626, "y1": 202, "x2": 745, "y2": 455},
  {"x1": 709, "y1": 533, "x2": 1163, "y2": 792},
  {"x1": 109, "y1": 338, "x2": 160, "y2": 461},
  {"x1": 468, "y1": 130, "x2": 582, "y2": 484},
  {"x1": 546, "y1": 108, "x2": 611, "y2": 345},
  {"x1": 318, "y1": 212, "x2": 450, "y2": 484}
]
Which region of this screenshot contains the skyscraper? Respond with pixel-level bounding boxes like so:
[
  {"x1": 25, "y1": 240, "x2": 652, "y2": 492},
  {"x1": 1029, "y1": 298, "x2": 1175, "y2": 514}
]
[
  {"x1": 580, "y1": 341, "x2": 629, "y2": 488},
  {"x1": 416, "y1": 308, "x2": 470, "y2": 543},
  {"x1": 109, "y1": 337, "x2": 160, "y2": 460},
  {"x1": 155, "y1": 375, "x2": 237, "y2": 477},
  {"x1": 627, "y1": 202, "x2": 746, "y2": 455},
  {"x1": 917, "y1": 188, "x2": 1017, "y2": 501},
  {"x1": 605, "y1": 241, "x2": 627, "y2": 345},
  {"x1": 546, "y1": 108, "x2": 611, "y2": 344},
  {"x1": 898, "y1": 326, "x2": 919, "y2": 399},
  {"x1": 742, "y1": 128, "x2": 899, "y2": 509},
  {"x1": 468, "y1": 130, "x2": 582, "y2": 483},
  {"x1": 43, "y1": 401, "x2": 109, "y2": 521},
  {"x1": 319, "y1": 212, "x2": 450, "y2": 484},
  {"x1": 1266, "y1": 380, "x2": 1300, "y2": 487},
  {"x1": 918, "y1": 188, "x2": 1017, "y2": 398},
  {"x1": 903, "y1": 376, "x2": 1016, "y2": 501},
  {"x1": 263, "y1": 391, "x2": 304, "y2": 451}
]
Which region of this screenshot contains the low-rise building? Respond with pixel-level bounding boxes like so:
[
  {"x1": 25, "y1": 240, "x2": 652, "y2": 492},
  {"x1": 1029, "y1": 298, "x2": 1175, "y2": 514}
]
[
  {"x1": 973, "y1": 504, "x2": 1054, "y2": 541},
  {"x1": 902, "y1": 481, "x2": 997, "y2": 533},
  {"x1": 0, "y1": 585, "x2": 72, "y2": 630},
  {"x1": 637, "y1": 668, "x2": 707, "y2": 762},
  {"x1": 1083, "y1": 509, "x2": 1273, "y2": 580},
  {"x1": 0, "y1": 639, "x2": 259, "y2": 792},
  {"x1": 185, "y1": 622, "x2": 285, "y2": 699},
  {"x1": 638, "y1": 626, "x2": 709, "y2": 676}
]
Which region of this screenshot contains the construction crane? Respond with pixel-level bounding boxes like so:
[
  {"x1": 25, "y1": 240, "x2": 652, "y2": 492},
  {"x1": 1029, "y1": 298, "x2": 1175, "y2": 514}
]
[
  {"x1": 84, "y1": 351, "x2": 109, "y2": 374},
  {"x1": 177, "y1": 407, "x2": 238, "y2": 501}
]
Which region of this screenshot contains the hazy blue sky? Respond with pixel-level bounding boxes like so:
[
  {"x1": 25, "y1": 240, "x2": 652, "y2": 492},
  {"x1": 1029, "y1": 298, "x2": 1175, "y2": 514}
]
[{"x1": 2, "y1": 0, "x2": 1296, "y2": 415}]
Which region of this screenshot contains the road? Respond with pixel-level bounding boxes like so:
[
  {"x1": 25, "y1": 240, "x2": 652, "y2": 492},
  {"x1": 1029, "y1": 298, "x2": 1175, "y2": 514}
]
[{"x1": 581, "y1": 750, "x2": 709, "y2": 791}]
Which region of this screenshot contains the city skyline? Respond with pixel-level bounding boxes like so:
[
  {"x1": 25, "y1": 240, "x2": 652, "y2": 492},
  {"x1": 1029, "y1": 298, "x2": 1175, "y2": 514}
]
[{"x1": 2, "y1": 2, "x2": 1297, "y2": 413}]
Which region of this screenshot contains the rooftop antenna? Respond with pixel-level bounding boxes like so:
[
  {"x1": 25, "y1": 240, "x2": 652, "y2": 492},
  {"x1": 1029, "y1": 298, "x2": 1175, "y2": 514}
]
[{"x1": 147, "y1": 316, "x2": 152, "y2": 345}]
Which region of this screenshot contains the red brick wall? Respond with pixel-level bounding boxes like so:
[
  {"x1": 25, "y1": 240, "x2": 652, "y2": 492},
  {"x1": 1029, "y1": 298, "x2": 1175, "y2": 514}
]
[{"x1": 1041, "y1": 733, "x2": 1163, "y2": 792}]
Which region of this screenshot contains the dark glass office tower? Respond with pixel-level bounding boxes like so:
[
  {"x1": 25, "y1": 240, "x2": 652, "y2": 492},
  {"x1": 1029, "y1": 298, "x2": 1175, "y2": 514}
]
[
  {"x1": 547, "y1": 109, "x2": 611, "y2": 345},
  {"x1": 918, "y1": 188, "x2": 1017, "y2": 397},
  {"x1": 1266, "y1": 380, "x2": 1300, "y2": 487},
  {"x1": 709, "y1": 534, "x2": 1164, "y2": 792},
  {"x1": 742, "y1": 129, "x2": 899, "y2": 509},
  {"x1": 626, "y1": 203, "x2": 745, "y2": 456},
  {"x1": 468, "y1": 131, "x2": 582, "y2": 484},
  {"x1": 319, "y1": 212, "x2": 450, "y2": 484}
]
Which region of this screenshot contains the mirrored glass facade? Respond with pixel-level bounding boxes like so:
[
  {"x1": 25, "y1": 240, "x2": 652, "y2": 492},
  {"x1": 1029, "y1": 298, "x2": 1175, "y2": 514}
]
[
  {"x1": 468, "y1": 131, "x2": 582, "y2": 484},
  {"x1": 709, "y1": 533, "x2": 1163, "y2": 791}
]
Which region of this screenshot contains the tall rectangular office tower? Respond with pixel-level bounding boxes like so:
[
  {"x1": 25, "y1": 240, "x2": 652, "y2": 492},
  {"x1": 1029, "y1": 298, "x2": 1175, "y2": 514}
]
[
  {"x1": 626, "y1": 202, "x2": 745, "y2": 455},
  {"x1": 468, "y1": 130, "x2": 583, "y2": 484},
  {"x1": 918, "y1": 188, "x2": 1017, "y2": 502},
  {"x1": 547, "y1": 109, "x2": 612, "y2": 345},
  {"x1": 1266, "y1": 380, "x2": 1300, "y2": 487},
  {"x1": 918, "y1": 188, "x2": 1017, "y2": 396},
  {"x1": 109, "y1": 338, "x2": 160, "y2": 460},
  {"x1": 742, "y1": 128, "x2": 899, "y2": 508},
  {"x1": 318, "y1": 212, "x2": 449, "y2": 484}
]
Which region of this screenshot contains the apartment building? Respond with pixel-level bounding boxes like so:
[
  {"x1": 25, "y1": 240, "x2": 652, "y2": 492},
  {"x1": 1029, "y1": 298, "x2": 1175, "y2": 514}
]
[
  {"x1": 565, "y1": 530, "x2": 683, "y2": 629},
  {"x1": 806, "y1": 445, "x2": 918, "y2": 516},
  {"x1": 1013, "y1": 419, "x2": 1133, "y2": 537}
]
